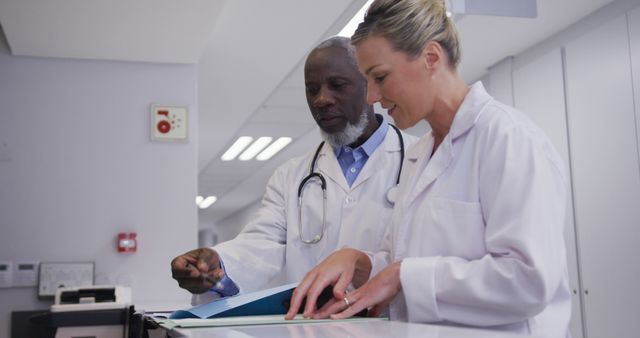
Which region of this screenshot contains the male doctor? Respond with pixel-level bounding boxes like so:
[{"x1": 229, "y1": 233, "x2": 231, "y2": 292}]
[{"x1": 171, "y1": 36, "x2": 416, "y2": 303}]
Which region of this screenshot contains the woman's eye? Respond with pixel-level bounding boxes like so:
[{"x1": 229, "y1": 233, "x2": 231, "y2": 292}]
[{"x1": 374, "y1": 75, "x2": 386, "y2": 83}]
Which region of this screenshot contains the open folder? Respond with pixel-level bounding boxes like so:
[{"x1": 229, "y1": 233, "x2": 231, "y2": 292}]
[
  {"x1": 170, "y1": 282, "x2": 298, "y2": 319},
  {"x1": 152, "y1": 283, "x2": 386, "y2": 329}
]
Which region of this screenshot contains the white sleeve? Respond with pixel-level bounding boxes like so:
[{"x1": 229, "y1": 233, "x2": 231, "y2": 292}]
[
  {"x1": 400, "y1": 125, "x2": 568, "y2": 326},
  {"x1": 212, "y1": 163, "x2": 291, "y2": 294},
  {"x1": 368, "y1": 216, "x2": 393, "y2": 279}
]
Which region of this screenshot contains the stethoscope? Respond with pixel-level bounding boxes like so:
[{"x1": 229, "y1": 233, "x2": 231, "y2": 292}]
[{"x1": 297, "y1": 124, "x2": 405, "y2": 244}]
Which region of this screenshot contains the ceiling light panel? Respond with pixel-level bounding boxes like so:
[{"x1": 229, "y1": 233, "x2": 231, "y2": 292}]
[
  {"x1": 198, "y1": 196, "x2": 217, "y2": 209},
  {"x1": 221, "y1": 136, "x2": 253, "y2": 161},
  {"x1": 239, "y1": 137, "x2": 273, "y2": 161},
  {"x1": 256, "y1": 137, "x2": 293, "y2": 161},
  {"x1": 337, "y1": 0, "x2": 374, "y2": 37}
]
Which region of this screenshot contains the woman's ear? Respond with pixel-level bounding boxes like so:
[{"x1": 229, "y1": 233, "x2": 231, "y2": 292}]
[{"x1": 421, "y1": 41, "x2": 443, "y2": 69}]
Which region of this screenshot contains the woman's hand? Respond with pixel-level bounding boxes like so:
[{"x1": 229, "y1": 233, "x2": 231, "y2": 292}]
[
  {"x1": 285, "y1": 248, "x2": 371, "y2": 319},
  {"x1": 328, "y1": 261, "x2": 402, "y2": 319}
]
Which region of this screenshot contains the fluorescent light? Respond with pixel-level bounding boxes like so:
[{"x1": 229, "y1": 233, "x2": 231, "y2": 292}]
[
  {"x1": 221, "y1": 136, "x2": 253, "y2": 161},
  {"x1": 198, "y1": 196, "x2": 217, "y2": 209},
  {"x1": 239, "y1": 137, "x2": 273, "y2": 161},
  {"x1": 256, "y1": 137, "x2": 292, "y2": 161},
  {"x1": 195, "y1": 196, "x2": 204, "y2": 205},
  {"x1": 337, "y1": 0, "x2": 374, "y2": 37}
]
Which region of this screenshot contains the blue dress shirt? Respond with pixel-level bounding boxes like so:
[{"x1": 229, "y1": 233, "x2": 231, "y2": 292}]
[{"x1": 333, "y1": 117, "x2": 388, "y2": 186}]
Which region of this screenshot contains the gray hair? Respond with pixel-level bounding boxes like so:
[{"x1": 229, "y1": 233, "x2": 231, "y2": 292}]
[
  {"x1": 319, "y1": 111, "x2": 369, "y2": 147},
  {"x1": 351, "y1": 0, "x2": 461, "y2": 68},
  {"x1": 311, "y1": 36, "x2": 358, "y2": 69}
]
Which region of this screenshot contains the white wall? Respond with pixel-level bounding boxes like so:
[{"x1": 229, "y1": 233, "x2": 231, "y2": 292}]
[
  {"x1": 482, "y1": 0, "x2": 640, "y2": 337},
  {"x1": 200, "y1": 200, "x2": 262, "y2": 246},
  {"x1": 0, "y1": 26, "x2": 198, "y2": 337}
]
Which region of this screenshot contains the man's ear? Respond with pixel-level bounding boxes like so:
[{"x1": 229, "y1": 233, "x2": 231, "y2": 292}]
[{"x1": 421, "y1": 41, "x2": 443, "y2": 70}]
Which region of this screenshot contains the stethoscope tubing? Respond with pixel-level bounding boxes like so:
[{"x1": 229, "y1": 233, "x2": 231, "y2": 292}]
[{"x1": 297, "y1": 123, "x2": 405, "y2": 244}]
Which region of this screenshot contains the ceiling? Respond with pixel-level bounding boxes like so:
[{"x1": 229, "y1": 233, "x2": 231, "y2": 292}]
[{"x1": 0, "y1": 0, "x2": 615, "y2": 227}]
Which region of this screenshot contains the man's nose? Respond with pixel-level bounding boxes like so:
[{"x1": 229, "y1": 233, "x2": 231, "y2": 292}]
[
  {"x1": 366, "y1": 82, "x2": 381, "y2": 105},
  {"x1": 313, "y1": 86, "x2": 334, "y2": 107}
]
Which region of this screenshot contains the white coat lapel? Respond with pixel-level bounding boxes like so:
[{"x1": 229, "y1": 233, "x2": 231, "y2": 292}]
[
  {"x1": 317, "y1": 143, "x2": 350, "y2": 194},
  {"x1": 404, "y1": 134, "x2": 454, "y2": 205},
  {"x1": 351, "y1": 128, "x2": 399, "y2": 190},
  {"x1": 403, "y1": 82, "x2": 491, "y2": 205}
]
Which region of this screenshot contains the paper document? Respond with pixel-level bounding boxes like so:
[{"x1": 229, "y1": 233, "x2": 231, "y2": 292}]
[
  {"x1": 170, "y1": 282, "x2": 297, "y2": 319},
  {"x1": 156, "y1": 314, "x2": 387, "y2": 329}
]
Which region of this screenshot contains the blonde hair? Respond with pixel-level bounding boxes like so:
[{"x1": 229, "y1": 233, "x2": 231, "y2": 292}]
[{"x1": 351, "y1": 0, "x2": 461, "y2": 68}]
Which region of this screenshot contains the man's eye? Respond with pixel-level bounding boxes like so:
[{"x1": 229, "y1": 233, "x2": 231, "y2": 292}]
[
  {"x1": 374, "y1": 75, "x2": 386, "y2": 83},
  {"x1": 306, "y1": 85, "x2": 318, "y2": 94},
  {"x1": 330, "y1": 81, "x2": 346, "y2": 89}
]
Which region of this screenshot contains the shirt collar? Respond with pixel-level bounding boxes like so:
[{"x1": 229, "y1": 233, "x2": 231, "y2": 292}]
[
  {"x1": 333, "y1": 114, "x2": 388, "y2": 157},
  {"x1": 448, "y1": 81, "x2": 492, "y2": 141}
]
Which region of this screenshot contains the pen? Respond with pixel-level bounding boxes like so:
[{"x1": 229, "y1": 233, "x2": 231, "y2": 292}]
[
  {"x1": 186, "y1": 262, "x2": 224, "y2": 290},
  {"x1": 201, "y1": 272, "x2": 225, "y2": 290}
]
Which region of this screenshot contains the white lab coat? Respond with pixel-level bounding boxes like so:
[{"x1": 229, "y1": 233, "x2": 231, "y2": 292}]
[
  {"x1": 195, "y1": 125, "x2": 416, "y2": 303},
  {"x1": 369, "y1": 83, "x2": 571, "y2": 336}
]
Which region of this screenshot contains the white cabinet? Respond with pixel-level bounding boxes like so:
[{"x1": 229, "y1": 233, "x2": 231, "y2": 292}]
[
  {"x1": 629, "y1": 6, "x2": 640, "y2": 155},
  {"x1": 487, "y1": 57, "x2": 515, "y2": 106},
  {"x1": 512, "y1": 48, "x2": 584, "y2": 338},
  {"x1": 483, "y1": 4, "x2": 640, "y2": 337},
  {"x1": 564, "y1": 14, "x2": 640, "y2": 338}
]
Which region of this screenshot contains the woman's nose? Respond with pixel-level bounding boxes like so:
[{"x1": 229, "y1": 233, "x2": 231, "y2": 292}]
[{"x1": 366, "y1": 82, "x2": 381, "y2": 105}]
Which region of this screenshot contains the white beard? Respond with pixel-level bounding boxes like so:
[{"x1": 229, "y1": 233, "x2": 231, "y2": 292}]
[{"x1": 320, "y1": 111, "x2": 370, "y2": 147}]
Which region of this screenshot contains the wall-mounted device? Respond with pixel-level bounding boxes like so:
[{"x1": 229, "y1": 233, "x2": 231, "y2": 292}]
[
  {"x1": 38, "y1": 262, "x2": 94, "y2": 297},
  {"x1": 151, "y1": 104, "x2": 188, "y2": 141},
  {"x1": 13, "y1": 261, "x2": 39, "y2": 287},
  {"x1": 117, "y1": 232, "x2": 137, "y2": 253},
  {"x1": 0, "y1": 261, "x2": 12, "y2": 288}
]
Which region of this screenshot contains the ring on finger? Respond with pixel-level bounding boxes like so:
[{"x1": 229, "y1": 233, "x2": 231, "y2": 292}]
[{"x1": 343, "y1": 296, "x2": 350, "y2": 307}]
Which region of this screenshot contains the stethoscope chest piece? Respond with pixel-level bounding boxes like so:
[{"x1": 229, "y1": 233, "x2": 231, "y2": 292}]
[{"x1": 386, "y1": 186, "x2": 398, "y2": 205}]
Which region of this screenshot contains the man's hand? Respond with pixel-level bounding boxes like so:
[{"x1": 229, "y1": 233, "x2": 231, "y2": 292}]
[{"x1": 171, "y1": 248, "x2": 224, "y2": 294}]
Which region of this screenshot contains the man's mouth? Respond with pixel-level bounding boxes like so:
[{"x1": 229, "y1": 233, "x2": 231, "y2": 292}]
[
  {"x1": 321, "y1": 116, "x2": 340, "y2": 122},
  {"x1": 316, "y1": 112, "x2": 342, "y2": 122},
  {"x1": 315, "y1": 113, "x2": 345, "y2": 130}
]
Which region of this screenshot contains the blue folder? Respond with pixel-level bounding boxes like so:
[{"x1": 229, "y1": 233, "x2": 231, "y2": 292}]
[{"x1": 170, "y1": 283, "x2": 297, "y2": 319}]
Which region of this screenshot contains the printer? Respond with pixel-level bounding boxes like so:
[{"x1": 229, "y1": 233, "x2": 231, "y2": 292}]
[
  {"x1": 52, "y1": 285, "x2": 132, "y2": 312},
  {"x1": 49, "y1": 285, "x2": 133, "y2": 338}
]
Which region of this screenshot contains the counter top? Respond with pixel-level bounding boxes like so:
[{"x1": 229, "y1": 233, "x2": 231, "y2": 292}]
[{"x1": 165, "y1": 319, "x2": 545, "y2": 338}]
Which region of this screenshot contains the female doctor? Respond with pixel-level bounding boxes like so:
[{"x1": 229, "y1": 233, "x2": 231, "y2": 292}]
[{"x1": 286, "y1": 0, "x2": 572, "y2": 336}]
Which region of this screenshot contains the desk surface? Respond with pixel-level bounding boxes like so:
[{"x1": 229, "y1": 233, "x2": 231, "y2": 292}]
[{"x1": 164, "y1": 319, "x2": 544, "y2": 338}]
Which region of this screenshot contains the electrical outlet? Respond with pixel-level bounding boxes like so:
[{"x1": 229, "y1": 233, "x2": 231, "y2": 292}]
[
  {"x1": 0, "y1": 141, "x2": 11, "y2": 162},
  {"x1": 13, "y1": 261, "x2": 39, "y2": 287},
  {"x1": 0, "y1": 261, "x2": 13, "y2": 287}
]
